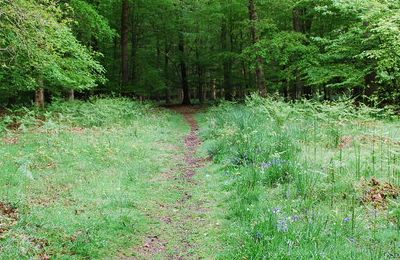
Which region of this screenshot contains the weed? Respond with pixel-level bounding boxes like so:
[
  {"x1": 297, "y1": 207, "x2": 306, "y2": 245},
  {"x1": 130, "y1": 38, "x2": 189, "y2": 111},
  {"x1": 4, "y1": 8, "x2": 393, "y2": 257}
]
[{"x1": 201, "y1": 96, "x2": 400, "y2": 259}]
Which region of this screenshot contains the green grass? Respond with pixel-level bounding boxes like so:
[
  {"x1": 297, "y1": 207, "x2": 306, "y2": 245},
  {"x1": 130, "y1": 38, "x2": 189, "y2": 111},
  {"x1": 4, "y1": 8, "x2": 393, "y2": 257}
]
[
  {"x1": 0, "y1": 98, "x2": 187, "y2": 258},
  {"x1": 200, "y1": 95, "x2": 400, "y2": 259},
  {"x1": 1, "y1": 96, "x2": 399, "y2": 259}
]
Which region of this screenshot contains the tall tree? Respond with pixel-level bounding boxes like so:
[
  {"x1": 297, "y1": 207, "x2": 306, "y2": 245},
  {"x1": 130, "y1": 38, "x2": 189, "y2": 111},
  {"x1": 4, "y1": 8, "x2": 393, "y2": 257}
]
[
  {"x1": 121, "y1": 0, "x2": 130, "y2": 87},
  {"x1": 248, "y1": 0, "x2": 267, "y2": 96},
  {"x1": 179, "y1": 32, "x2": 191, "y2": 105}
]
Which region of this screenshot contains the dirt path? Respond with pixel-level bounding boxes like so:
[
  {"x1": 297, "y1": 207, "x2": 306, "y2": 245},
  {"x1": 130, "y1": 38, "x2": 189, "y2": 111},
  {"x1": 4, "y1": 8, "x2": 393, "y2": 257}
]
[{"x1": 125, "y1": 106, "x2": 212, "y2": 259}]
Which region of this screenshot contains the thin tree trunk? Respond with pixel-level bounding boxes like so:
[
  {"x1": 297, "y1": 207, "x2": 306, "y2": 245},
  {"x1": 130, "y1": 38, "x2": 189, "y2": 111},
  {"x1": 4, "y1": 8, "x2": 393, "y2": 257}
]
[
  {"x1": 248, "y1": 0, "x2": 267, "y2": 96},
  {"x1": 35, "y1": 78, "x2": 45, "y2": 108},
  {"x1": 221, "y1": 21, "x2": 233, "y2": 101},
  {"x1": 121, "y1": 0, "x2": 130, "y2": 86},
  {"x1": 211, "y1": 79, "x2": 217, "y2": 100},
  {"x1": 164, "y1": 44, "x2": 171, "y2": 104},
  {"x1": 196, "y1": 51, "x2": 204, "y2": 104},
  {"x1": 68, "y1": 89, "x2": 75, "y2": 101},
  {"x1": 131, "y1": 18, "x2": 138, "y2": 84},
  {"x1": 179, "y1": 33, "x2": 191, "y2": 105},
  {"x1": 197, "y1": 72, "x2": 204, "y2": 104},
  {"x1": 293, "y1": 7, "x2": 313, "y2": 98}
]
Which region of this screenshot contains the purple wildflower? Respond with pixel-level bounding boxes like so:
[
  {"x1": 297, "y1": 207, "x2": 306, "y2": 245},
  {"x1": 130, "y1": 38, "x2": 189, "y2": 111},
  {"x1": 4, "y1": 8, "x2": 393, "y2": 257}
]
[
  {"x1": 343, "y1": 217, "x2": 351, "y2": 222},
  {"x1": 260, "y1": 159, "x2": 287, "y2": 170},
  {"x1": 277, "y1": 219, "x2": 289, "y2": 233},
  {"x1": 272, "y1": 207, "x2": 281, "y2": 214},
  {"x1": 291, "y1": 215, "x2": 300, "y2": 222}
]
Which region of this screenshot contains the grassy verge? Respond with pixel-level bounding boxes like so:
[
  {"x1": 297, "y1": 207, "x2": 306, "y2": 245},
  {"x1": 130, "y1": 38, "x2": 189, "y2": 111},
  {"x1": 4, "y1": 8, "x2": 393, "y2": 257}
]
[
  {"x1": 200, "y1": 95, "x2": 400, "y2": 259},
  {"x1": 0, "y1": 98, "x2": 186, "y2": 258}
]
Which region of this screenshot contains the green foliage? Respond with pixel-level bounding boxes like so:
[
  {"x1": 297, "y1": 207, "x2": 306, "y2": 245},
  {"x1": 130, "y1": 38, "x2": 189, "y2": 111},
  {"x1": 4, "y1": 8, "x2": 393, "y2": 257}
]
[
  {"x1": 0, "y1": 0, "x2": 105, "y2": 101},
  {"x1": 66, "y1": 0, "x2": 116, "y2": 44},
  {"x1": 0, "y1": 98, "x2": 155, "y2": 134},
  {"x1": 201, "y1": 95, "x2": 400, "y2": 258}
]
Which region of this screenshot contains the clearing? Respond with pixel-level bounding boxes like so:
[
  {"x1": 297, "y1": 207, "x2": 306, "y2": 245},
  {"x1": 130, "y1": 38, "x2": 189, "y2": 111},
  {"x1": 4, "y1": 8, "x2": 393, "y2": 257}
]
[{"x1": 0, "y1": 98, "x2": 399, "y2": 259}]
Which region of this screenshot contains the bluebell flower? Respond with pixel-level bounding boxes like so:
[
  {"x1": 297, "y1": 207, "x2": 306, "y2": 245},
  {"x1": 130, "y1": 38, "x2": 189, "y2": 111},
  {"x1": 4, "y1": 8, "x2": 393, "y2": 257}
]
[
  {"x1": 261, "y1": 162, "x2": 272, "y2": 169},
  {"x1": 260, "y1": 159, "x2": 287, "y2": 170},
  {"x1": 291, "y1": 215, "x2": 300, "y2": 222},
  {"x1": 277, "y1": 219, "x2": 289, "y2": 233},
  {"x1": 344, "y1": 217, "x2": 351, "y2": 222},
  {"x1": 272, "y1": 207, "x2": 281, "y2": 214}
]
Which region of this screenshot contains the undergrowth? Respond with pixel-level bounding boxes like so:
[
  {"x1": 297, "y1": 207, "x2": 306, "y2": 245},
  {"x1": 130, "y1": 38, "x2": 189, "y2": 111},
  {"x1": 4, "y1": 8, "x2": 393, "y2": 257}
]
[
  {"x1": 0, "y1": 98, "x2": 184, "y2": 258},
  {"x1": 201, "y1": 95, "x2": 400, "y2": 259}
]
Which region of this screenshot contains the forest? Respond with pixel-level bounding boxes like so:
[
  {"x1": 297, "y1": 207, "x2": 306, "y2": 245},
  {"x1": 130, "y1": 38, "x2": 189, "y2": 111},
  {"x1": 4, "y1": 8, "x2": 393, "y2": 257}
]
[
  {"x1": 0, "y1": 0, "x2": 399, "y2": 259},
  {"x1": 1, "y1": 0, "x2": 400, "y2": 106}
]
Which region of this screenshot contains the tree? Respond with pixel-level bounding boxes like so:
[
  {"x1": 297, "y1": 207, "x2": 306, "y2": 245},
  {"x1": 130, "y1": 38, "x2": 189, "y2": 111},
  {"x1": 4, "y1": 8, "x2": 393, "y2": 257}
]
[
  {"x1": 0, "y1": 0, "x2": 105, "y2": 107},
  {"x1": 248, "y1": 0, "x2": 267, "y2": 96},
  {"x1": 121, "y1": 0, "x2": 130, "y2": 87}
]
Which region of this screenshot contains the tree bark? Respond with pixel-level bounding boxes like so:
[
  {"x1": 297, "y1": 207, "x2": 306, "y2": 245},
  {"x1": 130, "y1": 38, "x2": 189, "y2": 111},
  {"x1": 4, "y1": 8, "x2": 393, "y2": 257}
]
[
  {"x1": 68, "y1": 89, "x2": 75, "y2": 101},
  {"x1": 35, "y1": 89, "x2": 45, "y2": 108},
  {"x1": 221, "y1": 21, "x2": 233, "y2": 101},
  {"x1": 248, "y1": 0, "x2": 267, "y2": 97},
  {"x1": 211, "y1": 79, "x2": 217, "y2": 100},
  {"x1": 292, "y1": 7, "x2": 312, "y2": 98},
  {"x1": 164, "y1": 44, "x2": 171, "y2": 104},
  {"x1": 131, "y1": 18, "x2": 138, "y2": 85},
  {"x1": 35, "y1": 78, "x2": 45, "y2": 108},
  {"x1": 121, "y1": 0, "x2": 130, "y2": 86},
  {"x1": 179, "y1": 33, "x2": 191, "y2": 105}
]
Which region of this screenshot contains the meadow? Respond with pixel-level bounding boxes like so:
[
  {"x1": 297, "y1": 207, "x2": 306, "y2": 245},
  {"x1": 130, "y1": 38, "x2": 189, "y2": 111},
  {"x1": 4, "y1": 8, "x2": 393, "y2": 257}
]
[
  {"x1": 199, "y1": 95, "x2": 400, "y2": 259},
  {"x1": 0, "y1": 98, "x2": 189, "y2": 258},
  {"x1": 0, "y1": 97, "x2": 399, "y2": 259}
]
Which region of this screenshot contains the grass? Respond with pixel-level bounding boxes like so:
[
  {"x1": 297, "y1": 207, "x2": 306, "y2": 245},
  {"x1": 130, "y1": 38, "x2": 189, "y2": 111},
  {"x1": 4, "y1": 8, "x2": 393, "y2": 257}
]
[
  {"x1": 0, "y1": 98, "x2": 187, "y2": 258},
  {"x1": 199, "y1": 95, "x2": 400, "y2": 259},
  {"x1": 1, "y1": 96, "x2": 398, "y2": 259}
]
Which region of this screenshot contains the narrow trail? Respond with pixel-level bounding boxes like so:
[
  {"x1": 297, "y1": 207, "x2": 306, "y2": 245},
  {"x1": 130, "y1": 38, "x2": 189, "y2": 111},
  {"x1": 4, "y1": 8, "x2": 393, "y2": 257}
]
[{"x1": 126, "y1": 106, "x2": 212, "y2": 259}]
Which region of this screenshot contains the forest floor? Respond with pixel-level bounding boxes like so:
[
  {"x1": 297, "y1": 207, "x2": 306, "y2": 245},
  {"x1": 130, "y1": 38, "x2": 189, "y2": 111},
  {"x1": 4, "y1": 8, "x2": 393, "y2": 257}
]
[
  {"x1": 0, "y1": 99, "x2": 223, "y2": 259},
  {"x1": 0, "y1": 100, "x2": 225, "y2": 259},
  {"x1": 125, "y1": 106, "x2": 224, "y2": 259},
  {"x1": 3, "y1": 98, "x2": 397, "y2": 259}
]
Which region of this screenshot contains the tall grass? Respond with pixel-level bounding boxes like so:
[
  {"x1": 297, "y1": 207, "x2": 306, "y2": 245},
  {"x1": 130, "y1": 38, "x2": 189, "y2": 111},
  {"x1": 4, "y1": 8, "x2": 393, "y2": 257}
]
[{"x1": 201, "y1": 95, "x2": 400, "y2": 259}]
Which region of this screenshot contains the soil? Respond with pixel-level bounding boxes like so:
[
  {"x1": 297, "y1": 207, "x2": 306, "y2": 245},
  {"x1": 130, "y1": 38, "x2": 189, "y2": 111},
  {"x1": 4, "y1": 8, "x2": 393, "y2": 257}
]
[
  {"x1": 361, "y1": 177, "x2": 399, "y2": 209},
  {"x1": 0, "y1": 202, "x2": 18, "y2": 236}
]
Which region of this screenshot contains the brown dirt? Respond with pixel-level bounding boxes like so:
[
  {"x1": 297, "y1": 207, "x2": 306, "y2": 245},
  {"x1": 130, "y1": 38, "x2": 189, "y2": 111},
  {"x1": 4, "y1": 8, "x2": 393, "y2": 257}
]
[
  {"x1": 0, "y1": 202, "x2": 18, "y2": 236},
  {"x1": 339, "y1": 136, "x2": 353, "y2": 149},
  {"x1": 2, "y1": 136, "x2": 19, "y2": 145},
  {"x1": 361, "y1": 177, "x2": 399, "y2": 209},
  {"x1": 359, "y1": 135, "x2": 400, "y2": 146}
]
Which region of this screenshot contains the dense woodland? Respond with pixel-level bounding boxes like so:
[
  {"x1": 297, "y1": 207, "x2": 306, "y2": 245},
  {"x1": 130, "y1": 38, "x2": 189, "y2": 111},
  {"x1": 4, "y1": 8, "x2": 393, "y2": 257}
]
[{"x1": 1, "y1": 0, "x2": 400, "y2": 106}]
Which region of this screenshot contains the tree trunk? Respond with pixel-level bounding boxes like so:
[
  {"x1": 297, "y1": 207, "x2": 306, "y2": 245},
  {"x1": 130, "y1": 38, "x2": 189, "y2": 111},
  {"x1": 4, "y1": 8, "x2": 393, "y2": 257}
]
[
  {"x1": 131, "y1": 19, "x2": 138, "y2": 85},
  {"x1": 68, "y1": 89, "x2": 75, "y2": 101},
  {"x1": 221, "y1": 21, "x2": 233, "y2": 101},
  {"x1": 179, "y1": 33, "x2": 191, "y2": 105},
  {"x1": 248, "y1": 0, "x2": 267, "y2": 97},
  {"x1": 211, "y1": 79, "x2": 217, "y2": 100},
  {"x1": 35, "y1": 78, "x2": 45, "y2": 108},
  {"x1": 293, "y1": 7, "x2": 313, "y2": 99},
  {"x1": 35, "y1": 89, "x2": 45, "y2": 108},
  {"x1": 121, "y1": 0, "x2": 130, "y2": 86},
  {"x1": 197, "y1": 72, "x2": 204, "y2": 104},
  {"x1": 164, "y1": 44, "x2": 171, "y2": 104},
  {"x1": 242, "y1": 62, "x2": 249, "y2": 99}
]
